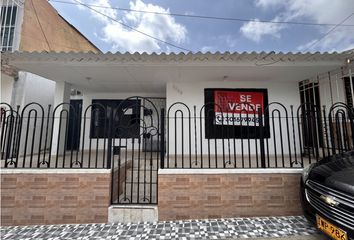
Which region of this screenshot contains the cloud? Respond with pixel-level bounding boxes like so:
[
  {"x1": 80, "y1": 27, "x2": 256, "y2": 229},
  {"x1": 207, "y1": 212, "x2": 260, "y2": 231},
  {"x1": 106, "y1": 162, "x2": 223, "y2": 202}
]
[
  {"x1": 201, "y1": 46, "x2": 215, "y2": 53},
  {"x1": 286, "y1": 0, "x2": 354, "y2": 52},
  {"x1": 76, "y1": 0, "x2": 117, "y2": 23},
  {"x1": 255, "y1": 0, "x2": 285, "y2": 9},
  {"x1": 297, "y1": 27, "x2": 354, "y2": 52},
  {"x1": 240, "y1": 17, "x2": 285, "y2": 42},
  {"x1": 77, "y1": 0, "x2": 187, "y2": 53},
  {"x1": 296, "y1": 39, "x2": 318, "y2": 52},
  {"x1": 201, "y1": 35, "x2": 238, "y2": 53},
  {"x1": 224, "y1": 35, "x2": 238, "y2": 49},
  {"x1": 241, "y1": 0, "x2": 354, "y2": 51}
]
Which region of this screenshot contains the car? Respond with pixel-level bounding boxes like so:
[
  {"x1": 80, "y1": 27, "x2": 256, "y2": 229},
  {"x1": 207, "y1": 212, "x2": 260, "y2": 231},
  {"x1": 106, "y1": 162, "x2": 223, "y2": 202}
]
[{"x1": 300, "y1": 151, "x2": 354, "y2": 240}]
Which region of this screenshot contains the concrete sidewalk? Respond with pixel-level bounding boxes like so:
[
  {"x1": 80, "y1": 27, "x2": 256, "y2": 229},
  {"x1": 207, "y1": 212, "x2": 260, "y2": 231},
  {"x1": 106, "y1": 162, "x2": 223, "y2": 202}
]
[
  {"x1": 245, "y1": 235, "x2": 326, "y2": 240},
  {"x1": 1, "y1": 216, "x2": 322, "y2": 240}
]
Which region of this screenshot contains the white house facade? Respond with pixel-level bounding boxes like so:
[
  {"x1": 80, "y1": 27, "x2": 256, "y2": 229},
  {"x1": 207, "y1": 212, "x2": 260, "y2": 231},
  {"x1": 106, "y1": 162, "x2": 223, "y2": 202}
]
[{"x1": 1, "y1": 50, "x2": 353, "y2": 225}]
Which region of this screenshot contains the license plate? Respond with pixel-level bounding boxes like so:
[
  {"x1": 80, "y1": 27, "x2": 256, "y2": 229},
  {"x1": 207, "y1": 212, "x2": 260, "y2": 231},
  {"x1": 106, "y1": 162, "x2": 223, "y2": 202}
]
[{"x1": 316, "y1": 215, "x2": 347, "y2": 240}]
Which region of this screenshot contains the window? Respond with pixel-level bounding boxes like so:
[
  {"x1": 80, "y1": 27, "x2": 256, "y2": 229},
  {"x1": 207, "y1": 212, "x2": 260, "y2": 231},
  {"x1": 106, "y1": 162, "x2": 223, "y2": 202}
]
[
  {"x1": 299, "y1": 80, "x2": 320, "y2": 107},
  {"x1": 90, "y1": 99, "x2": 141, "y2": 139},
  {"x1": 1, "y1": 5, "x2": 17, "y2": 51},
  {"x1": 344, "y1": 77, "x2": 354, "y2": 108}
]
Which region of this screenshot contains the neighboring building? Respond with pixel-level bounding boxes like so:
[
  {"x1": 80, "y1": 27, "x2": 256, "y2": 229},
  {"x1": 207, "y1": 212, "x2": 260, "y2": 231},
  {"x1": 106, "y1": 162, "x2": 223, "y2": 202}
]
[{"x1": 0, "y1": 0, "x2": 100, "y2": 107}]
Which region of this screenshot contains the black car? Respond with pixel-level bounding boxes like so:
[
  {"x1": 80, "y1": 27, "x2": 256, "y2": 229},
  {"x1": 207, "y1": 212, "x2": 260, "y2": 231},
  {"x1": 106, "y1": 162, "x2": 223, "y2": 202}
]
[{"x1": 301, "y1": 151, "x2": 354, "y2": 240}]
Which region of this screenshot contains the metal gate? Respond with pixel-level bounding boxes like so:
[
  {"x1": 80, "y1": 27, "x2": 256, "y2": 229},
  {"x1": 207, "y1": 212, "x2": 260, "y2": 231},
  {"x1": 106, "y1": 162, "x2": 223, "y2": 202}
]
[{"x1": 110, "y1": 97, "x2": 165, "y2": 205}]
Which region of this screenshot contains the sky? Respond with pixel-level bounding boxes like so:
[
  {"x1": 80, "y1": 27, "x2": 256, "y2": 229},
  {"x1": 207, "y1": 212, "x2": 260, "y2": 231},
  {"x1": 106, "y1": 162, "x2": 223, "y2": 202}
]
[{"x1": 49, "y1": 0, "x2": 354, "y2": 53}]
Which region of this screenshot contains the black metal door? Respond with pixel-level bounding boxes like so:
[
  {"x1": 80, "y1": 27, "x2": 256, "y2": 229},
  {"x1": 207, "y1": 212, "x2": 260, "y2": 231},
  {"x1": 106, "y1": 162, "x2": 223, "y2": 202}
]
[
  {"x1": 110, "y1": 97, "x2": 163, "y2": 204},
  {"x1": 299, "y1": 81, "x2": 323, "y2": 157},
  {"x1": 66, "y1": 100, "x2": 82, "y2": 151}
]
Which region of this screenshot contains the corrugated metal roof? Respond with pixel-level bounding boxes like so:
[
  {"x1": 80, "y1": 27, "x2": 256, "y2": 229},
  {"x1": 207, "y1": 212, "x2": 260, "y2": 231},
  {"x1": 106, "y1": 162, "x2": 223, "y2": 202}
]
[{"x1": 2, "y1": 51, "x2": 353, "y2": 64}]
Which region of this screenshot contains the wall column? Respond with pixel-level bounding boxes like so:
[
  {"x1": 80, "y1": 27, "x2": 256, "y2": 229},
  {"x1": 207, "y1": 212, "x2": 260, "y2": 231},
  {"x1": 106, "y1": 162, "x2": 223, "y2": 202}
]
[{"x1": 51, "y1": 81, "x2": 71, "y2": 156}]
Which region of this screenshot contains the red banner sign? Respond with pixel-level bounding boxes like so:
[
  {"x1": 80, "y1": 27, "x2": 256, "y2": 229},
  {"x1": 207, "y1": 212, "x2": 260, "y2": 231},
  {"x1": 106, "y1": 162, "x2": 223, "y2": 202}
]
[
  {"x1": 214, "y1": 90, "x2": 265, "y2": 126},
  {"x1": 214, "y1": 90, "x2": 264, "y2": 113}
]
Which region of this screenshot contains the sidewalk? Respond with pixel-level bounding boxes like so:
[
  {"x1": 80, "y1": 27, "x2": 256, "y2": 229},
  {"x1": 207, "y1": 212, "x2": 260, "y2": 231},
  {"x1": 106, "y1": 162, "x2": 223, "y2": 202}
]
[
  {"x1": 246, "y1": 236, "x2": 324, "y2": 240},
  {"x1": 0, "y1": 216, "x2": 322, "y2": 240}
]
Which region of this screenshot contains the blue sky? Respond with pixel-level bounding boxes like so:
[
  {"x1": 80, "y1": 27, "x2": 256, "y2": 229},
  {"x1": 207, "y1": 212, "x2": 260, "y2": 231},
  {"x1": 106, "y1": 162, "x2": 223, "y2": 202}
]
[{"x1": 50, "y1": 0, "x2": 354, "y2": 53}]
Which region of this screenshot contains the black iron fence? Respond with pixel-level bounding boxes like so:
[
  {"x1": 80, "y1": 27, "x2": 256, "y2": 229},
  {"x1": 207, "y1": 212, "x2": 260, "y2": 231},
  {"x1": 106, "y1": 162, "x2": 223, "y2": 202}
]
[
  {"x1": 1, "y1": 102, "x2": 106, "y2": 168},
  {"x1": 164, "y1": 102, "x2": 354, "y2": 169},
  {"x1": 1, "y1": 99, "x2": 353, "y2": 206},
  {"x1": 1, "y1": 101, "x2": 354, "y2": 170},
  {"x1": 1, "y1": 97, "x2": 163, "y2": 206}
]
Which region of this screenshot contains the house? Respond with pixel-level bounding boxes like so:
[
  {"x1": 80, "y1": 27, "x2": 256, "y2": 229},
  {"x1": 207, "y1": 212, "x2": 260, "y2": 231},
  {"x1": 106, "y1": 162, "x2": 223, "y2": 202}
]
[
  {"x1": 0, "y1": 0, "x2": 100, "y2": 108},
  {"x1": 1, "y1": 50, "x2": 353, "y2": 225},
  {"x1": 1, "y1": 0, "x2": 354, "y2": 229}
]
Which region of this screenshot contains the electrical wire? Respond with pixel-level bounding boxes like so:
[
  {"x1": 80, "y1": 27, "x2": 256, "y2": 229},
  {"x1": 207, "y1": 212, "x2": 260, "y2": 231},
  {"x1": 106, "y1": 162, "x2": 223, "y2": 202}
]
[
  {"x1": 49, "y1": 0, "x2": 354, "y2": 56},
  {"x1": 49, "y1": 0, "x2": 354, "y2": 27},
  {"x1": 69, "y1": 0, "x2": 192, "y2": 52},
  {"x1": 254, "y1": 51, "x2": 281, "y2": 66},
  {"x1": 302, "y1": 13, "x2": 354, "y2": 53},
  {"x1": 255, "y1": 13, "x2": 354, "y2": 66}
]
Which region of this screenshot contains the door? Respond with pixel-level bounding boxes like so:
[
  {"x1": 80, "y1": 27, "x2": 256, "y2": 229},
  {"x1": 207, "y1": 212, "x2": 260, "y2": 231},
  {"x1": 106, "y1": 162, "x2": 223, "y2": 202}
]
[
  {"x1": 299, "y1": 80, "x2": 323, "y2": 157},
  {"x1": 66, "y1": 100, "x2": 82, "y2": 150}
]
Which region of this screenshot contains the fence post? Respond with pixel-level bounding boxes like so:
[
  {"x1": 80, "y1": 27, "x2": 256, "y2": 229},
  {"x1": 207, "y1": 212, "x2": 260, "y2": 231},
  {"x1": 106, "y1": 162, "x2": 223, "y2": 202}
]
[
  {"x1": 160, "y1": 108, "x2": 165, "y2": 169},
  {"x1": 106, "y1": 107, "x2": 113, "y2": 169},
  {"x1": 259, "y1": 108, "x2": 266, "y2": 168},
  {"x1": 3, "y1": 106, "x2": 14, "y2": 168},
  {"x1": 322, "y1": 106, "x2": 330, "y2": 157}
]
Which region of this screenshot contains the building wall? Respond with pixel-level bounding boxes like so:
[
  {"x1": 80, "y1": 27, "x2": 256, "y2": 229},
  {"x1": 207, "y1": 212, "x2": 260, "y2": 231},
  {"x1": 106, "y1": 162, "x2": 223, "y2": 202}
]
[
  {"x1": 158, "y1": 170, "x2": 303, "y2": 220},
  {"x1": 166, "y1": 80, "x2": 301, "y2": 156},
  {"x1": 13, "y1": 72, "x2": 56, "y2": 156},
  {"x1": 19, "y1": 0, "x2": 99, "y2": 53},
  {"x1": 166, "y1": 80, "x2": 300, "y2": 108},
  {"x1": 1, "y1": 0, "x2": 101, "y2": 154},
  {"x1": 318, "y1": 76, "x2": 346, "y2": 109},
  {"x1": 0, "y1": 73, "x2": 14, "y2": 104},
  {"x1": 1, "y1": 169, "x2": 111, "y2": 226},
  {"x1": 19, "y1": 72, "x2": 56, "y2": 106}
]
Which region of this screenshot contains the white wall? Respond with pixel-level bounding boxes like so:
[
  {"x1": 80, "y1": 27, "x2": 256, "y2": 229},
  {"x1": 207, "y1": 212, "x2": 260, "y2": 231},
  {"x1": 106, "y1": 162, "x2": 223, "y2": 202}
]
[
  {"x1": 167, "y1": 80, "x2": 300, "y2": 109},
  {"x1": 14, "y1": 72, "x2": 56, "y2": 158},
  {"x1": 22, "y1": 72, "x2": 56, "y2": 106},
  {"x1": 11, "y1": 71, "x2": 56, "y2": 107},
  {"x1": 82, "y1": 92, "x2": 165, "y2": 110},
  {"x1": 0, "y1": 73, "x2": 14, "y2": 105},
  {"x1": 12, "y1": 0, "x2": 24, "y2": 52},
  {"x1": 51, "y1": 81, "x2": 72, "y2": 156},
  {"x1": 318, "y1": 74, "x2": 346, "y2": 110},
  {"x1": 166, "y1": 80, "x2": 302, "y2": 158}
]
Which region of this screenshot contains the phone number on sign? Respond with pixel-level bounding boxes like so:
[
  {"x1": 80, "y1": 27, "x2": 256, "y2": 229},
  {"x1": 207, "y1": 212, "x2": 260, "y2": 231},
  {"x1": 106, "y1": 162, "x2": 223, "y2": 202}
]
[{"x1": 214, "y1": 113, "x2": 261, "y2": 126}]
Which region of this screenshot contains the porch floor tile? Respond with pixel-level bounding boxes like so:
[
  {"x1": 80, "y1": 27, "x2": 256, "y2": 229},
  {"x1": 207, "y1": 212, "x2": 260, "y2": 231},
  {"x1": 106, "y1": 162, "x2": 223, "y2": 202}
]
[{"x1": 0, "y1": 216, "x2": 319, "y2": 240}]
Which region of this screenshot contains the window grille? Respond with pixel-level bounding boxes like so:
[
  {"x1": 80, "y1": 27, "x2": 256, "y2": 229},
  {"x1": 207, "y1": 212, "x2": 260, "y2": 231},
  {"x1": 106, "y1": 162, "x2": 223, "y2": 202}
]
[{"x1": 1, "y1": 0, "x2": 23, "y2": 52}]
